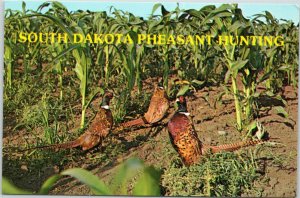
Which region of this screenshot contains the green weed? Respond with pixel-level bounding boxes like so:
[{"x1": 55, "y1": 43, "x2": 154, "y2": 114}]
[{"x1": 161, "y1": 151, "x2": 263, "y2": 196}]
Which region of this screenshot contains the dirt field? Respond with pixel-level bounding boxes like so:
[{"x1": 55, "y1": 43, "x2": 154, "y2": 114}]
[{"x1": 2, "y1": 84, "x2": 298, "y2": 197}]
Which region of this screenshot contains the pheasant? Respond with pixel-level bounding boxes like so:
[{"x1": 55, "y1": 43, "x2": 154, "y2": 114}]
[
  {"x1": 167, "y1": 95, "x2": 267, "y2": 166},
  {"x1": 116, "y1": 79, "x2": 169, "y2": 131},
  {"x1": 23, "y1": 91, "x2": 114, "y2": 151}
]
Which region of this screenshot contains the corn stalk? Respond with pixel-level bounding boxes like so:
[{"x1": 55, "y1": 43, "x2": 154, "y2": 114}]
[{"x1": 4, "y1": 40, "x2": 13, "y2": 88}]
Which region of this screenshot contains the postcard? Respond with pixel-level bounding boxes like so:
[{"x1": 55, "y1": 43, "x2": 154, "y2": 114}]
[{"x1": 2, "y1": 1, "x2": 299, "y2": 197}]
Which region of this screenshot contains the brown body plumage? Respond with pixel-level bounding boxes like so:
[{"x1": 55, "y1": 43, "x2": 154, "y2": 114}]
[
  {"x1": 119, "y1": 82, "x2": 169, "y2": 129},
  {"x1": 25, "y1": 91, "x2": 114, "y2": 151},
  {"x1": 168, "y1": 96, "x2": 266, "y2": 166}
]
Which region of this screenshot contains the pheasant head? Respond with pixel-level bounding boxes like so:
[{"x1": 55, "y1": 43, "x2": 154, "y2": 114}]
[
  {"x1": 176, "y1": 95, "x2": 189, "y2": 115},
  {"x1": 157, "y1": 77, "x2": 164, "y2": 90},
  {"x1": 101, "y1": 91, "x2": 114, "y2": 109}
]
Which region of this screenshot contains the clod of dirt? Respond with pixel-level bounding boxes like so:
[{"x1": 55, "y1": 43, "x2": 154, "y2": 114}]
[
  {"x1": 20, "y1": 165, "x2": 28, "y2": 172},
  {"x1": 218, "y1": 130, "x2": 228, "y2": 136}
]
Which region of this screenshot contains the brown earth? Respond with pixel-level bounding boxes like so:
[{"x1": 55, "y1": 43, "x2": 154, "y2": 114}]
[{"x1": 2, "y1": 84, "x2": 298, "y2": 197}]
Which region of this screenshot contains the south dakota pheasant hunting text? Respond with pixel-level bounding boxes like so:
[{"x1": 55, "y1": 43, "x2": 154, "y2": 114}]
[{"x1": 17, "y1": 32, "x2": 285, "y2": 46}]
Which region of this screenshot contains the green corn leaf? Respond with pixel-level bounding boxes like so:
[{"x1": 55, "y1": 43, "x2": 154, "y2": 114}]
[
  {"x1": 265, "y1": 91, "x2": 275, "y2": 97},
  {"x1": 61, "y1": 168, "x2": 112, "y2": 195},
  {"x1": 155, "y1": 24, "x2": 165, "y2": 31},
  {"x1": 127, "y1": 30, "x2": 138, "y2": 44},
  {"x1": 275, "y1": 95, "x2": 287, "y2": 106},
  {"x1": 39, "y1": 175, "x2": 62, "y2": 194},
  {"x1": 228, "y1": 20, "x2": 245, "y2": 33},
  {"x1": 253, "y1": 92, "x2": 261, "y2": 98},
  {"x1": 148, "y1": 19, "x2": 162, "y2": 32},
  {"x1": 214, "y1": 91, "x2": 226, "y2": 108},
  {"x1": 274, "y1": 106, "x2": 288, "y2": 118},
  {"x1": 23, "y1": 14, "x2": 73, "y2": 40},
  {"x1": 242, "y1": 48, "x2": 251, "y2": 60},
  {"x1": 201, "y1": 4, "x2": 233, "y2": 26},
  {"x1": 265, "y1": 46, "x2": 278, "y2": 57},
  {"x1": 214, "y1": 16, "x2": 224, "y2": 30},
  {"x1": 230, "y1": 59, "x2": 249, "y2": 77},
  {"x1": 80, "y1": 52, "x2": 87, "y2": 68},
  {"x1": 36, "y1": 2, "x2": 50, "y2": 12},
  {"x1": 176, "y1": 85, "x2": 190, "y2": 97},
  {"x1": 133, "y1": 166, "x2": 161, "y2": 196},
  {"x1": 265, "y1": 11, "x2": 275, "y2": 23},
  {"x1": 4, "y1": 41, "x2": 12, "y2": 60},
  {"x1": 22, "y1": 1, "x2": 26, "y2": 14},
  {"x1": 192, "y1": 79, "x2": 205, "y2": 86},
  {"x1": 211, "y1": 4, "x2": 234, "y2": 14},
  {"x1": 200, "y1": 5, "x2": 216, "y2": 13},
  {"x1": 161, "y1": 5, "x2": 170, "y2": 16},
  {"x1": 150, "y1": 3, "x2": 162, "y2": 16},
  {"x1": 111, "y1": 158, "x2": 145, "y2": 195},
  {"x1": 213, "y1": 43, "x2": 222, "y2": 51},
  {"x1": 185, "y1": 9, "x2": 203, "y2": 19},
  {"x1": 178, "y1": 13, "x2": 189, "y2": 21},
  {"x1": 83, "y1": 87, "x2": 104, "y2": 111},
  {"x1": 4, "y1": 42, "x2": 12, "y2": 87},
  {"x1": 213, "y1": 11, "x2": 232, "y2": 19},
  {"x1": 278, "y1": 64, "x2": 292, "y2": 71},
  {"x1": 224, "y1": 69, "x2": 231, "y2": 84},
  {"x1": 74, "y1": 62, "x2": 84, "y2": 81},
  {"x1": 2, "y1": 178, "x2": 32, "y2": 195},
  {"x1": 52, "y1": 1, "x2": 68, "y2": 11},
  {"x1": 257, "y1": 71, "x2": 272, "y2": 84},
  {"x1": 51, "y1": 44, "x2": 81, "y2": 67},
  {"x1": 247, "y1": 121, "x2": 257, "y2": 134}
]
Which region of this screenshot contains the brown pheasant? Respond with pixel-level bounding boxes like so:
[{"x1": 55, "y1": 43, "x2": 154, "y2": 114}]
[
  {"x1": 168, "y1": 95, "x2": 267, "y2": 166},
  {"x1": 117, "y1": 79, "x2": 169, "y2": 130},
  {"x1": 24, "y1": 91, "x2": 114, "y2": 151}
]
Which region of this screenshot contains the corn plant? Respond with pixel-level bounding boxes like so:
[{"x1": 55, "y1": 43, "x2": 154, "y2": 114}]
[
  {"x1": 110, "y1": 7, "x2": 146, "y2": 93},
  {"x1": 275, "y1": 19, "x2": 298, "y2": 88},
  {"x1": 3, "y1": 158, "x2": 161, "y2": 196},
  {"x1": 51, "y1": 43, "x2": 65, "y2": 100},
  {"x1": 4, "y1": 40, "x2": 13, "y2": 88},
  {"x1": 23, "y1": 2, "x2": 103, "y2": 129},
  {"x1": 121, "y1": 31, "x2": 144, "y2": 92},
  {"x1": 148, "y1": 4, "x2": 175, "y2": 93},
  {"x1": 200, "y1": 4, "x2": 248, "y2": 130},
  {"x1": 252, "y1": 12, "x2": 299, "y2": 93}
]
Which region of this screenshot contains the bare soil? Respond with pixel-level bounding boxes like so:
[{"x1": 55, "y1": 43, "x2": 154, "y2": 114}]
[{"x1": 2, "y1": 85, "x2": 298, "y2": 197}]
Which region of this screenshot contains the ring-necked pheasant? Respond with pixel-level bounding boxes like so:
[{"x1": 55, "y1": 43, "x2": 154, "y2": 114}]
[
  {"x1": 23, "y1": 91, "x2": 114, "y2": 152},
  {"x1": 168, "y1": 95, "x2": 267, "y2": 166},
  {"x1": 116, "y1": 79, "x2": 169, "y2": 131}
]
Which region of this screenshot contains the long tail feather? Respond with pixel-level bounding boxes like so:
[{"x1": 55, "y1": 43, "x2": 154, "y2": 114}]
[
  {"x1": 207, "y1": 139, "x2": 265, "y2": 153},
  {"x1": 121, "y1": 117, "x2": 147, "y2": 128},
  {"x1": 20, "y1": 139, "x2": 81, "y2": 152},
  {"x1": 112, "y1": 117, "x2": 149, "y2": 134}
]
